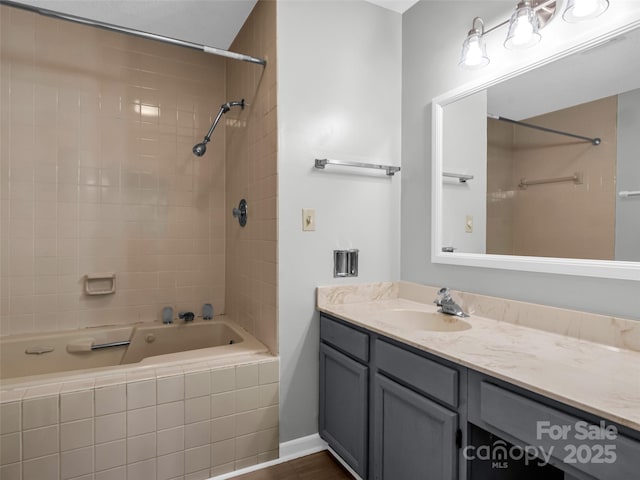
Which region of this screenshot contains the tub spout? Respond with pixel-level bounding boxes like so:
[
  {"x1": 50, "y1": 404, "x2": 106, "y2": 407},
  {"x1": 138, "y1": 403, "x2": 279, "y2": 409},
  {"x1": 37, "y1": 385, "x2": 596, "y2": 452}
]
[{"x1": 178, "y1": 311, "x2": 195, "y2": 322}]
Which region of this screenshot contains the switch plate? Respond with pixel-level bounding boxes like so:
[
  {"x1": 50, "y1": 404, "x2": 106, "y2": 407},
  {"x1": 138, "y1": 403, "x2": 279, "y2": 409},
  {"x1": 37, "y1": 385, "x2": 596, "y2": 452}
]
[
  {"x1": 302, "y1": 208, "x2": 316, "y2": 231},
  {"x1": 465, "y1": 215, "x2": 473, "y2": 233}
]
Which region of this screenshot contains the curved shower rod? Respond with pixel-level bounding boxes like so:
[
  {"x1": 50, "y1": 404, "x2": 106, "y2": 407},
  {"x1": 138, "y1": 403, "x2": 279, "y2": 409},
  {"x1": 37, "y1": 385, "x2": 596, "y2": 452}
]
[{"x1": 0, "y1": 0, "x2": 267, "y2": 66}]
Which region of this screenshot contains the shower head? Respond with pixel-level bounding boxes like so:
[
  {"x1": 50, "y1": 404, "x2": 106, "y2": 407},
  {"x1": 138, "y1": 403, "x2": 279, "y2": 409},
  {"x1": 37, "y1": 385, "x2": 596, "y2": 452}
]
[
  {"x1": 193, "y1": 142, "x2": 207, "y2": 157},
  {"x1": 193, "y1": 98, "x2": 245, "y2": 156}
]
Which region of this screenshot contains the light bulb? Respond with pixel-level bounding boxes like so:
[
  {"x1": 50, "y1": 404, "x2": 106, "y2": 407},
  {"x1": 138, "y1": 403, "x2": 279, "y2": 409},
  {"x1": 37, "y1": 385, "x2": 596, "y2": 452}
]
[
  {"x1": 563, "y1": 0, "x2": 609, "y2": 22},
  {"x1": 511, "y1": 14, "x2": 534, "y2": 46},
  {"x1": 504, "y1": 2, "x2": 541, "y2": 50},
  {"x1": 573, "y1": 0, "x2": 599, "y2": 17}
]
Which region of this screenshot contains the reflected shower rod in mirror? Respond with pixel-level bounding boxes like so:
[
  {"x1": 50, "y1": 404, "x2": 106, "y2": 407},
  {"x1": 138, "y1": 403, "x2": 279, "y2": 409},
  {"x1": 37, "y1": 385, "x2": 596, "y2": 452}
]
[
  {"x1": 488, "y1": 114, "x2": 601, "y2": 145},
  {"x1": 0, "y1": 0, "x2": 267, "y2": 66}
]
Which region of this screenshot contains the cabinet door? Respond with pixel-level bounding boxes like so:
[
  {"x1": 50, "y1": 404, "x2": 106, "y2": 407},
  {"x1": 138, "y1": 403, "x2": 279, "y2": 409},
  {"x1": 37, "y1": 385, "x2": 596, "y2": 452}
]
[
  {"x1": 373, "y1": 373, "x2": 458, "y2": 480},
  {"x1": 319, "y1": 343, "x2": 368, "y2": 478}
]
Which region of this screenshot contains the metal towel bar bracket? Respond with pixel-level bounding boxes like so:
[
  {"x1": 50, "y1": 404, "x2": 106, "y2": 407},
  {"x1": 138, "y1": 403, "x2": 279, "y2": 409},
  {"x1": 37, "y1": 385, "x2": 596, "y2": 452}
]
[{"x1": 314, "y1": 158, "x2": 400, "y2": 176}]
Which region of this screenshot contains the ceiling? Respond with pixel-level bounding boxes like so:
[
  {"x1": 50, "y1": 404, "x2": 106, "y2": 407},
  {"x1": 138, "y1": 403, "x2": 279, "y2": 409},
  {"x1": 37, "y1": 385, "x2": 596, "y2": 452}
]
[{"x1": 11, "y1": 0, "x2": 420, "y2": 51}]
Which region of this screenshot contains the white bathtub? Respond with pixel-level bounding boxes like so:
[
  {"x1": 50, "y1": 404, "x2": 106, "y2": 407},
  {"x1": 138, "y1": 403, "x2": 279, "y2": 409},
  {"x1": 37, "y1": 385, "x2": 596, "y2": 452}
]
[{"x1": 0, "y1": 317, "x2": 268, "y2": 385}]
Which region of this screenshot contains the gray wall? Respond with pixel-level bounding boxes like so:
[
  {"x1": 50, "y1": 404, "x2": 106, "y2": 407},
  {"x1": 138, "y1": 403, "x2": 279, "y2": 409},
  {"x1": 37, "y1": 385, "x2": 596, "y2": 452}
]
[
  {"x1": 401, "y1": 1, "x2": 640, "y2": 321},
  {"x1": 615, "y1": 89, "x2": 640, "y2": 261},
  {"x1": 277, "y1": 1, "x2": 402, "y2": 443}
]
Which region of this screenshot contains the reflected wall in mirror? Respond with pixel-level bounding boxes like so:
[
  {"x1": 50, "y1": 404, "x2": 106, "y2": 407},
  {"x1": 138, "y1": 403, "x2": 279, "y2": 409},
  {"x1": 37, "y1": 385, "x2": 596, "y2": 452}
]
[{"x1": 432, "y1": 21, "x2": 640, "y2": 280}]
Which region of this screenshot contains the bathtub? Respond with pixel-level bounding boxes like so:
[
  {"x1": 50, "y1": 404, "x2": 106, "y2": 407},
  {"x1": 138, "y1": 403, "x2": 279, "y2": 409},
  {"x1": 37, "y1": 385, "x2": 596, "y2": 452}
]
[
  {"x1": 0, "y1": 316, "x2": 268, "y2": 384},
  {"x1": 0, "y1": 317, "x2": 280, "y2": 478}
]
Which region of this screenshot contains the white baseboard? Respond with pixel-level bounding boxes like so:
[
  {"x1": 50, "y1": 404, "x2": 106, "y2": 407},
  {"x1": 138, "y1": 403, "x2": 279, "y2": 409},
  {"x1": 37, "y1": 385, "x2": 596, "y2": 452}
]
[
  {"x1": 279, "y1": 433, "x2": 328, "y2": 459},
  {"x1": 209, "y1": 434, "x2": 329, "y2": 480}
]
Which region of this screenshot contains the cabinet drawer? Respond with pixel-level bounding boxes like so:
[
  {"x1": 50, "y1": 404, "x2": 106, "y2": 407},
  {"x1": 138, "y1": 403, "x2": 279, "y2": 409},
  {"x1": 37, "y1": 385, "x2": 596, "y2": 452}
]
[
  {"x1": 320, "y1": 315, "x2": 369, "y2": 362},
  {"x1": 480, "y1": 381, "x2": 640, "y2": 480},
  {"x1": 375, "y1": 339, "x2": 458, "y2": 408}
]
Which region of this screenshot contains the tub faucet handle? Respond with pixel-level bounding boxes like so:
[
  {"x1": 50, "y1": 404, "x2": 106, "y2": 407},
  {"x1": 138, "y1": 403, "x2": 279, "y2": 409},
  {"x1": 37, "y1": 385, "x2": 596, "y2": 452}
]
[{"x1": 178, "y1": 311, "x2": 195, "y2": 322}]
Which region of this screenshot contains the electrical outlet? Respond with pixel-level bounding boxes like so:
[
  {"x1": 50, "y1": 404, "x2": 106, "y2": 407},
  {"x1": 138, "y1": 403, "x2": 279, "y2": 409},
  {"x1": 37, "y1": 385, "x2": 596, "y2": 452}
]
[
  {"x1": 302, "y1": 208, "x2": 316, "y2": 231},
  {"x1": 465, "y1": 215, "x2": 473, "y2": 233}
]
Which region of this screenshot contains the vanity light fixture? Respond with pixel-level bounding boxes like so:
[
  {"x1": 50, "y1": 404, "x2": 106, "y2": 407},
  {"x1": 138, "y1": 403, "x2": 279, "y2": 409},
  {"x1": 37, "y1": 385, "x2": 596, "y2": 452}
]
[
  {"x1": 459, "y1": 0, "x2": 609, "y2": 69},
  {"x1": 459, "y1": 17, "x2": 490, "y2": 69}
]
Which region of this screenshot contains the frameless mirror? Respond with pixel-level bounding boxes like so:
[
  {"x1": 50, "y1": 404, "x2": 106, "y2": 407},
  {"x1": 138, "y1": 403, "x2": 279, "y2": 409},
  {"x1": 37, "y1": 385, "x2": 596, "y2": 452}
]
[{"x1": 432, "y1": 22, "x2": 640, "y2": 281}]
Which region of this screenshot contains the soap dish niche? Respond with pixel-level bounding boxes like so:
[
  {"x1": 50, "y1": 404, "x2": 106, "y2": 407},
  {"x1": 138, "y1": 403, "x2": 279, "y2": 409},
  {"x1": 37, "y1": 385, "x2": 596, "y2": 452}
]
[{"x1": 84, "y1": 272, "x2": 116, "y2": 295}]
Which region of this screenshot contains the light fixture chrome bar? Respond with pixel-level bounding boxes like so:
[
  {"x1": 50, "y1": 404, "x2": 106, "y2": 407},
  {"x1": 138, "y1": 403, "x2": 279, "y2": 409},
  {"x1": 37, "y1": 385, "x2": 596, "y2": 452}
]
[
  {"x1": 443, "y1": 172, "x2": 474, "y2": 183},
  {"x1": 618, "y1": 191, "x2": 640, "y2": 198},
  {"x1": 488, "y1": 114, "x2": 601, "y2": 146},
  {"x1": 482, "y1": 0, "x2": 556, "y2": 35},
  {"x1": 0, "y1": 0, "x2": 266, "y2": 66},
  {"x1": 315, "y1": 159, "x2": 401, "y2": 176},
  {"x1": 519, "y1": 172, "x2": 582, "y2": 188}
]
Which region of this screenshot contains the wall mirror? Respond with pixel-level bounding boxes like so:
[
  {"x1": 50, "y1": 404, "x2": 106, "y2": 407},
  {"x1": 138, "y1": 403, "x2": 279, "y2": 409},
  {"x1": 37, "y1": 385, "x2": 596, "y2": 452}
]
[{"x1": 432, "y1": 21, "x2": 640, "y2": 281}]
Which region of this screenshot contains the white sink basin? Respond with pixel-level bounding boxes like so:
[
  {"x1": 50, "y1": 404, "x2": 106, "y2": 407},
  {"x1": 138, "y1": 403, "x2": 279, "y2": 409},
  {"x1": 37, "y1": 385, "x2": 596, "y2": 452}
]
[{"x1": 373, "y1": 309, "x2": 472, "y2": 332}]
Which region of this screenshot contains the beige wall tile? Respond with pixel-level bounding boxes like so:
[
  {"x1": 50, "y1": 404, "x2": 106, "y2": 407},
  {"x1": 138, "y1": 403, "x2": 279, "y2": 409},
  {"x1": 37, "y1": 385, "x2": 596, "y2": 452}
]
[
  {"x1": 95, "y1": 385, "x2": 126, "y2": 416},
  {"x1": 156, "y1": 451, "x2": 184, "y2": 480},
  {"x1": 211, "y1": 367, "x2": 235, "y2": 394},
  {"x1": 0, "y1": 402, "x2": 21, "y2": 434},
  {"x1": 22, "y1": 396, "x2": 58, "y2": 429},
  {"x1": 1, "y1": 432, "x2": 21, "y2": 465},
  {"x1": 157, "y1": 401, "x2": 184, "y2": 431},
  {"x1": 126, "y1": 458, "x2": 156, "y2": 480},
  {"x1": 60, "y1": 390, "x2": 93, "y2": 422},
  {"x1": 126, "y1": 432, "x2": 156, "y2": 464},
  {"x1": 211, "y1": 438, "x2": 235, "y2": 467},
  {"x1": 184, "y1": 420, "x2": 210, "y2": 449},
  {"x1": 126, "y1": 406, "x2": 156, "y2": 437},
  {"x1": 184, "y1": 396, "x2": 210, "y2": 425},
  {"x1": 23, "y1": 425, "x2": 58, "y2": 460},
  {"x1": 94, "y1": 412, "x2": 125, "y2": 444},
  {"x1": 94, "y1": 466, "x2": 126, "y2": 480},
  {"x1": 94, "y1": 439, "x2": 126, "y2": 472},
  {"x1": 60, "y1": 419, "x2": 93, "y2": 451},
  {"x1": 157, "y1": 426, "x2": 184, "y2": 456},
  {"x1": 60, "y1": 446, "x2": 93, "y2": 479},
  {"x1": 22, "y1": 454, "x2": 59, "y2": 480},
  {"x1": 126, "y1": 380, "x2": 155, "y2": 410}
]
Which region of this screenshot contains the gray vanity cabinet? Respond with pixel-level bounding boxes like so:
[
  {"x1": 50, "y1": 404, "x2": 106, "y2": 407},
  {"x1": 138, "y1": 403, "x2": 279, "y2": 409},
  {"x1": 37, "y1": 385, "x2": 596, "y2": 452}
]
[
  {"x1": 319, "y1": 316, "x2": 370, "y2": 478},
  {"x1": 373, "y1": 338, "x2": 461, "y2": 480},
  {"x1": 373, "y1": 373, "x2": 458, "y2": 480}
]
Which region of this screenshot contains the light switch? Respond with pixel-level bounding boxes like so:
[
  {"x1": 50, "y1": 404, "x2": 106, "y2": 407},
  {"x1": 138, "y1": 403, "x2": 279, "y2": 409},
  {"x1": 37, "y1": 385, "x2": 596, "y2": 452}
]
[
  {"x1": 465, "y1": 215, "x2": 473, "y2": 233},
  {"x1": 302, "y1": 208, "x2": 316, "y2": 231}
]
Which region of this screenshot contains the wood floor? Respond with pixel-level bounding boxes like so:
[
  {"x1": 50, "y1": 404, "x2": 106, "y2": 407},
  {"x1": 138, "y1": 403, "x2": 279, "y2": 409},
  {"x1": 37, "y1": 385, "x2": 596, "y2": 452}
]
[{"x1": 233, "y1": 451, "x2": 354, "y2": 480}]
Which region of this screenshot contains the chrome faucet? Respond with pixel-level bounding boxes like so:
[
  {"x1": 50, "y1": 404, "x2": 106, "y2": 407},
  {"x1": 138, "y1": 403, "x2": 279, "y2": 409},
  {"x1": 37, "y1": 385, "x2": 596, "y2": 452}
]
[
  {"x1": 178, "y1": 311, "x2": 195, "y2": 322},
  {"x1": 434, "y1": 288, "x2": 469, "y2": 318}
]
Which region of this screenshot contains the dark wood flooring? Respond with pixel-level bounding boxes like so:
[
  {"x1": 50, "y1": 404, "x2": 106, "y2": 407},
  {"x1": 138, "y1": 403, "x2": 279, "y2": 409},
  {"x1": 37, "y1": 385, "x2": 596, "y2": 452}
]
[{"x1": 233, "y1": 451, "x2": 354, "y2": 480}]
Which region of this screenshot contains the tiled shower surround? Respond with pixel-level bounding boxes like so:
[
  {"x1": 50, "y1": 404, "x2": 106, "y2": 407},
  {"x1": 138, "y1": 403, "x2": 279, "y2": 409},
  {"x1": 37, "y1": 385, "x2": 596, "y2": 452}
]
[
  {"x1": 0, "y1": 356, "x2": 279, "y2": 480},
  {"x1": 0, "y1": 0, "x2": 278, "y2": 354}
]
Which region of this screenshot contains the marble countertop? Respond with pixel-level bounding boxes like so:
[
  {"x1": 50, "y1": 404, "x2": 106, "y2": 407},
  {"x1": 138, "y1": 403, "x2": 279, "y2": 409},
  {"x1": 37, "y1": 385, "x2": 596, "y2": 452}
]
[{"x1": 317, "y1": 283, "x2": 640, "y2": 431}]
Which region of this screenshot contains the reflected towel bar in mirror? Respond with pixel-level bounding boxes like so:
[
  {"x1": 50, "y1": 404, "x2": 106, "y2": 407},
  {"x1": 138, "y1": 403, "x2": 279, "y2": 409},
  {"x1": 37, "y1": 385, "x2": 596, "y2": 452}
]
[
  {"x1": 314, "y1": 158, "x2": 400, "y2": 176},
  {"x1": 619, "y1": 191, "x2": 640, "y2": 198},
  {"x1": 519, "y1": 172, "x2": 582, "y2": 188},
  {"x1": 443, "y1": 172, "x2": 474, "y2": 183}
]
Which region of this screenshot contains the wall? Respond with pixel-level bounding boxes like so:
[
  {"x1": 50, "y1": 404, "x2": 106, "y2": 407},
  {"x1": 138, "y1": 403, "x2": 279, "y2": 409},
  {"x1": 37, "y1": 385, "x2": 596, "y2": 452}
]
[
  {"x1": 0, "y1": 356, "x2": 279, "y2": 480},
  {"x1": 488, "y1": 96, "x2": 618, "y2": 260},
  {"x1": 277, "y1": 0, "x2": 401, "y2": 442},
  {"x1": 616, "y1": 88, "x2": 640, "y2": 261},
  {"x1": 441, "y1": 90, "x2": 486, "y2": 254},
  {"x1": 225, "y1": 0, "x2": 278, "y2": 354},
  {"x1": 402, "y1": 0, "x2": 640, "y2": 321},
  {"x1": 0, "y1": 5, "x2": 230, "y2": 335}
]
